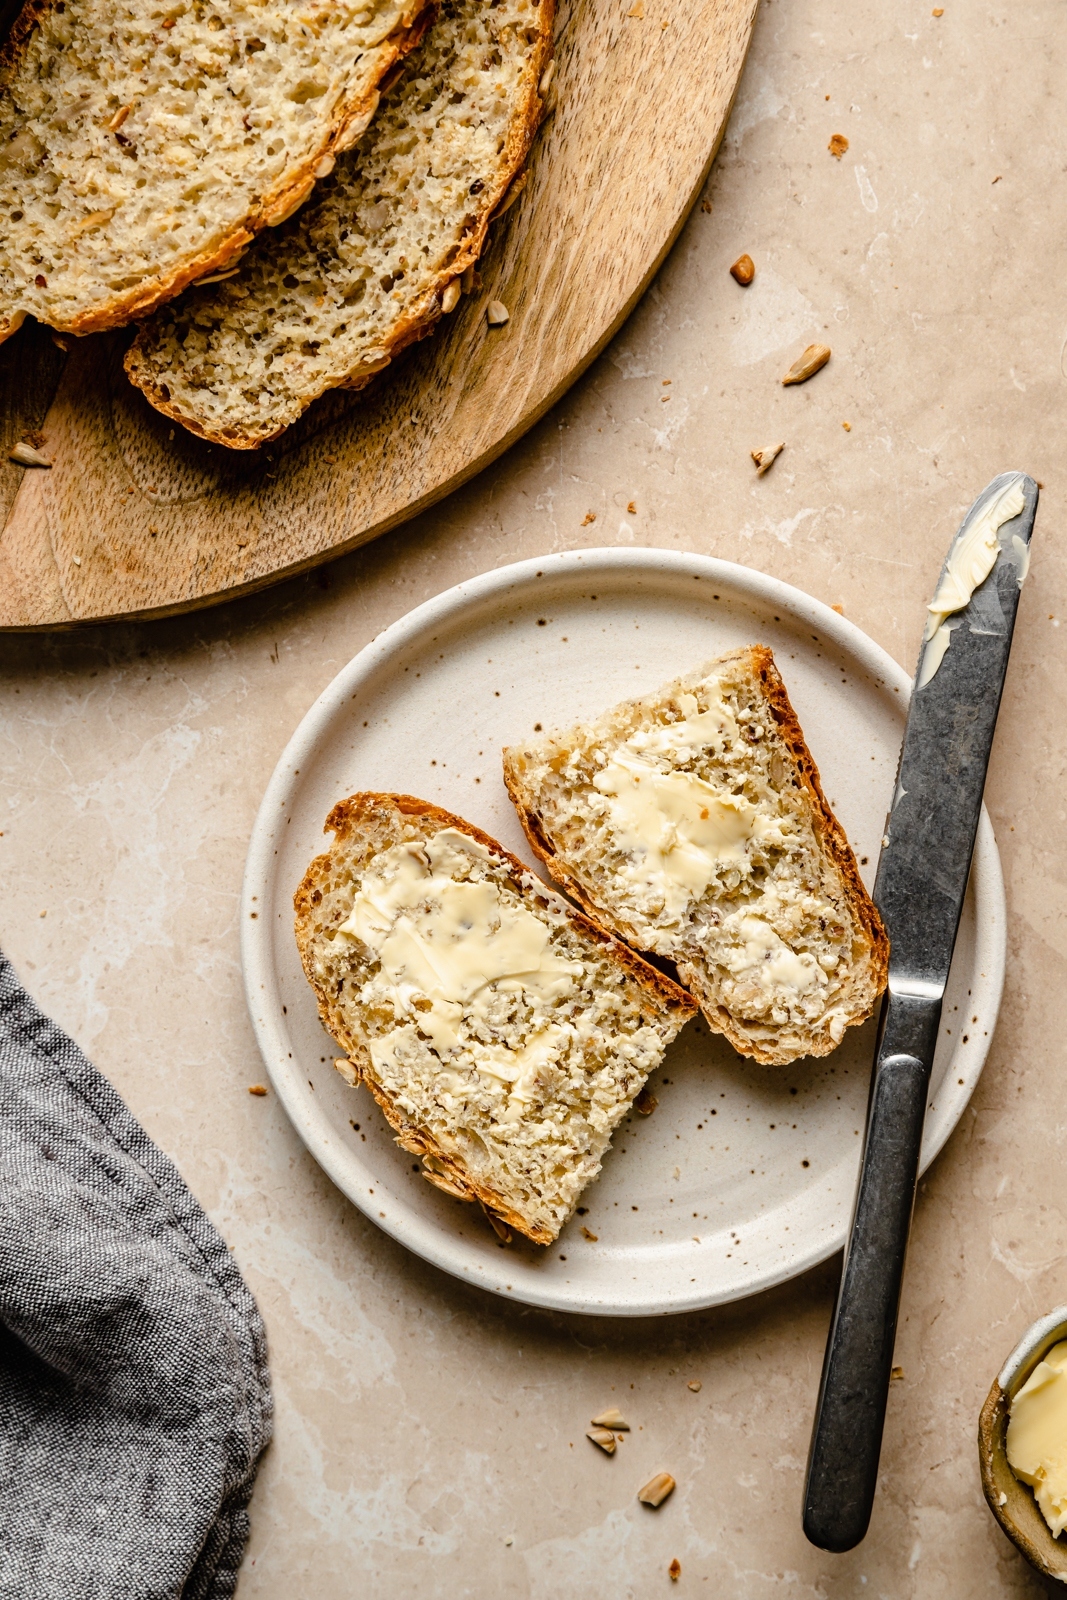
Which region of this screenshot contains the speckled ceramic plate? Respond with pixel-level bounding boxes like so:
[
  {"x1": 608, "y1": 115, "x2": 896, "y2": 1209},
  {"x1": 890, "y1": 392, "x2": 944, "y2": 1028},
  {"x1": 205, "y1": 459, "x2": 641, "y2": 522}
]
[{"x1": 241, "y1": 549, "x2": 1005, "y2": 1316}]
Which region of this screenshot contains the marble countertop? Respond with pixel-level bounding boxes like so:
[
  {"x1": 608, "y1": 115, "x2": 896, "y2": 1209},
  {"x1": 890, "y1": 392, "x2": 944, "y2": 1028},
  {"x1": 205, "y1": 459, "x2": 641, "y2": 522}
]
[{"x1": 2, "y1": 1, "x2": 1064, "y2": 1593}]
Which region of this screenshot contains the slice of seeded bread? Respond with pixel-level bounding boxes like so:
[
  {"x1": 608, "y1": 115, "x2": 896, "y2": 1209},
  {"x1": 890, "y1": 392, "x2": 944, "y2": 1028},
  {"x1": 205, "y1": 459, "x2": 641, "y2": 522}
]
[
  {"x1": 294, "y1": 793, "x2": 695, "y2": 1245},
  {"x1": 125, "y1": 0, "x2": 552, "y2": 446},
  {"x1": 502, "y1": 647, "x2": 889, "y2": 1067},
  {"x1": 0, "y1": 0, "x2": 433, "y2": 340}
]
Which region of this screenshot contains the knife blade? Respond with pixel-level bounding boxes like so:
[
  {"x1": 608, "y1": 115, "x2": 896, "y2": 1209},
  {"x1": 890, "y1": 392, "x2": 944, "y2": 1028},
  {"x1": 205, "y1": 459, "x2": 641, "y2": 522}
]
[{"x1": 803, "y1": 471, "x2": 1039, "y2": 1553}]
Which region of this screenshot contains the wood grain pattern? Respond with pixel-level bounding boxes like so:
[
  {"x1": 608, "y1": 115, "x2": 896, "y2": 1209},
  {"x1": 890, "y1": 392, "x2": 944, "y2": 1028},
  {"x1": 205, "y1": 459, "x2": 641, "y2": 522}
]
[{"x1": 0, "y1": 0, "x2": 757, "y2": 629}]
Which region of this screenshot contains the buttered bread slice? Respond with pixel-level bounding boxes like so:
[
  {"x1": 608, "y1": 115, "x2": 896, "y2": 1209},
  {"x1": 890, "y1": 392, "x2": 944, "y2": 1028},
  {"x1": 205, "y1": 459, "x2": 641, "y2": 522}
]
[
  {"x1": 502, "y1": 647, "x2": 888, "y2": 1067},
  {"x1": 294, "y1": 793, "x2": 694, "y2": 1245},
  {"x1": 0, "y1": 0, "x2": 431, "y2": 339}
]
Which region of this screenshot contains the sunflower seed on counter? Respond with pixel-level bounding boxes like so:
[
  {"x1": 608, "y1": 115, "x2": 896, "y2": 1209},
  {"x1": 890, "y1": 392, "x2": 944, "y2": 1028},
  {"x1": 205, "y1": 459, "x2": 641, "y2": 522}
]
[
  {"x1": 591, "y1": 1408, "x2": 629, "y2": 1430},
  {"x1": 751, "y1": 442, "x2": 784, "y2": 476},
  {"x1": 638, "y1": 1471, "x2": 676, "y2": 1507},
  {"x1": 782, "y1": 345, "x2": 831, "y2": 386}
]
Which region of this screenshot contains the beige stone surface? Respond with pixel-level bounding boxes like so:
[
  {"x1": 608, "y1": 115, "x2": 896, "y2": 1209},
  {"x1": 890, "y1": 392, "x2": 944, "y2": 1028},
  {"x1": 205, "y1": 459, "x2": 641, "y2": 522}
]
[{"x1": 1, "y1": 0, "x2": 1065, "y2": 1592}]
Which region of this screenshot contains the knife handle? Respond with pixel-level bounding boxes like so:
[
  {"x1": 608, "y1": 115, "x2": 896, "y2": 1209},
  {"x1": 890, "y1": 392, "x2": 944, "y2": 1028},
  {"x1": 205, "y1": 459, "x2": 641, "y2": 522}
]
[{"x1": 802, "y1": 991, "x2": 942, "y2": 1552}]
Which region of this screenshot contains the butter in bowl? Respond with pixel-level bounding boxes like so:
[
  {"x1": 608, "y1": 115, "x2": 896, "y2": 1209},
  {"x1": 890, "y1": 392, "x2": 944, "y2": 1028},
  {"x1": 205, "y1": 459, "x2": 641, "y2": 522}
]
[{"x1": 980, "y1": 1307, "x2": 1067, "y2": 1582}]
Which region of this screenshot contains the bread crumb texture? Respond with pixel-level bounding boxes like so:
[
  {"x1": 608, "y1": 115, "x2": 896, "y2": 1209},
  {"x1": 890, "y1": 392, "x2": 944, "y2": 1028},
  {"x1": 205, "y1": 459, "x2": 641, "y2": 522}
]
[
  {"x1": 127, "y1": 0, "x2": 552, "y2": 444},
  {"x1": 503, "y1": 647, "x2": 888, "y2": 1066},
  {"x1": 0, "y1": 0, "x2": 425, "y2": 337},
  {"x1": 294, "y1": 794, "x2": 692, "y2": 1244}
]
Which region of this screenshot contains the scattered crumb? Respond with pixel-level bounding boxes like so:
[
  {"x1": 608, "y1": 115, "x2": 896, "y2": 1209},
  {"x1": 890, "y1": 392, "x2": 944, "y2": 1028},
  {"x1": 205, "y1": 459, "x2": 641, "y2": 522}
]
[
  {"x1": 634, "y1": 1086, "x2": 658, "y2": 1116},
  {"x1": 504, "y1": 1535, "x2": 514, "y2": 1546},
  {"x1": 932, "y1": 5, "x2": 943, "y2": 13},
  {"x1": 626, "y1": 0, "x2": 643, "y2": 14},
  {"x1": 72, "y1": 555, "x2": 82, "y2": 567},
  {"x1": 660, "y1": 17, "x2": 668, "y2": 27},
  {"x1": 700, "y1": 198, "x2": 712, "y2": 214},
  {"x1": 825, "y1": 93, "x2": 830, "y2": 100},
  {"x1": 669, "y1": 1559, "x2": 682, "y2": 1582},
  {"x1": 592, "y1": 1408, "x2": 630, "y2": 1430},
  {"x1": 486, "y1": 299, "x2": 509, "y2": 326},
  {"x1": 248, "y1": 1084, "x2": 268, "y2": 1096},
  {"x1": 687, "y1": 1379, "x2": 702, "y2": 1392},
  {"x1": 587, "y1": 1428, "x2": 616, "y2": 1454},
  {"x1": 842, "y1": 420, "x2": 851, "y2": 431},
  {"x1": 38, "y1": 910, "x2": 46, "y2": 919},
  {"x1": 991, "y1": 174, "x2": 1002, "y2": 184},
  {"x1": 828, "y1": 132, "x2": 849, "y2": 159},
  {"x1": 831, "y1": 604, "x2": 844, "y2": 615},
  {"x1": 581, "y1": 1225, "x2": 598, "y2": 1241},
  {"x1": 323, "y1": 454, "x2": 337, "y2": 465},
  {"x1": 891, "y1": 1365, "x2": 905, "y2": 1381},
  {"x1": 729, "y1": 253, "x2": 755, "y2": 286},
  {"x1": 627, "y1": 500, "x2": 637, "y2": 514},
  {"x1": 581, "y1": 511, "x2": 596, "y2": 526}
]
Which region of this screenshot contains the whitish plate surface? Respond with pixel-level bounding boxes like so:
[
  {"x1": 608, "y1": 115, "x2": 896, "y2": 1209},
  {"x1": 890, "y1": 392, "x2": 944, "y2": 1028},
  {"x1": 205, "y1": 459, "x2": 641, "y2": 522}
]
[{"x1": 241, "y1": 549, "x2": 1005, "y2": 1316}]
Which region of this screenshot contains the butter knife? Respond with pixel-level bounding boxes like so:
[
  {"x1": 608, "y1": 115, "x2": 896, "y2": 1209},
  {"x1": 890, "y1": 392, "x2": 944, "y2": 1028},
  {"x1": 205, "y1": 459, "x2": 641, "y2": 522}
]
[{"x1": 803, "y1": 471, "x2": 1039, "y2": 1552}]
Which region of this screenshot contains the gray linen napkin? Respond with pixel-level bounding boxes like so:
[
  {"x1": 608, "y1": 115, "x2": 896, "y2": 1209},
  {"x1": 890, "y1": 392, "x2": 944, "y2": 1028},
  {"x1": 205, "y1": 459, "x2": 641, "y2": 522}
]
[{"x1": 0, "y1": 951, "x2": 273, "y2": 1599}]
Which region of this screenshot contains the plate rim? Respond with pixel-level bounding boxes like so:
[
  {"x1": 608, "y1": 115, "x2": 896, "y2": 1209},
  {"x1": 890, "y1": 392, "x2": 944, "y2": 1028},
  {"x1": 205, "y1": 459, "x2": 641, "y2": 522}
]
[{"x1": 240, "y1": 547, "x2": 1006, "y2": 1316}]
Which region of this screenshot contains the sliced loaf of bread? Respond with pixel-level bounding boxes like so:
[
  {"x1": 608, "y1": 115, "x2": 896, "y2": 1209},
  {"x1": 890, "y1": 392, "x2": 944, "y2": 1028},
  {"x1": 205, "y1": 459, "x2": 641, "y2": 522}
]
[
  {"x1": 502, "y1": 647, "x2": 889, "y2": 1067},
  {"x1": 0, "y1": 0, "x2": 432, "y2": 339},
  {"x1": 294, "y1": 793, "x2": 695, "y2": 1245},
  {"x1": 125, "y1": 0, "x2": 552, "y2": 446}
]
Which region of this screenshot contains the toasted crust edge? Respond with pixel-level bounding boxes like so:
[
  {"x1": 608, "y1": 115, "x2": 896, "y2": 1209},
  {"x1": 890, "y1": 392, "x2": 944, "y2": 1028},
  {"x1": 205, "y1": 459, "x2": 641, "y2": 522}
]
[
  {"x1": 123, "y1": 0, "x2": 555, "y2": 448},
  {"x1": 0, "y1": 1, "x2": 436, "y2": 346},
  {"x1": 293, "y1": 791, "x2": 695, "y2": 1245},
  {"x1": 502, "y1": 645, "x2": 890, "y2": 1067}
]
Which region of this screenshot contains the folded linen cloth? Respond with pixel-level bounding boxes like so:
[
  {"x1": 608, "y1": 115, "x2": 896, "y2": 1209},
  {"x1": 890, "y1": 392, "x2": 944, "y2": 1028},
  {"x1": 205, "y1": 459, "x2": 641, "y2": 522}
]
[{"x1": 0, "y1": 952, "x2": 273, "y2": 1600}]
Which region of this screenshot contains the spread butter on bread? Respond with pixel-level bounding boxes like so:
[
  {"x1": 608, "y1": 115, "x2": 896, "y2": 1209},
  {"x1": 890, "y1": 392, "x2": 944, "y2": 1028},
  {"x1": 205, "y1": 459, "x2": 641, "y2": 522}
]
[
  {"x1": 502, "y1": 647, "x2": 889, "y2": 1067},
  {"x1": 294, "y1": 793, "x2": 694, "y2": 1245}
]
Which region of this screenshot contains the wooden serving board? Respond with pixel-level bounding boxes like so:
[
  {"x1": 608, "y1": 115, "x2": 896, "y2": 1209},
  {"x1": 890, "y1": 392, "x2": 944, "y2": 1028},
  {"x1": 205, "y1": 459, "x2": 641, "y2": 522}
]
[{"x1": 0, "y1": 0, "x2": 758, "y2": 629}]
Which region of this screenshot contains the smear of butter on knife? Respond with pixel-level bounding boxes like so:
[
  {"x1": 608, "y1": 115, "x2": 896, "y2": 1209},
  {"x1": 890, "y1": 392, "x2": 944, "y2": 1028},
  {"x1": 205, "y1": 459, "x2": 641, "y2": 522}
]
[{"x1": 917, "y1": 475, "x2": 1027, "y2": 690}]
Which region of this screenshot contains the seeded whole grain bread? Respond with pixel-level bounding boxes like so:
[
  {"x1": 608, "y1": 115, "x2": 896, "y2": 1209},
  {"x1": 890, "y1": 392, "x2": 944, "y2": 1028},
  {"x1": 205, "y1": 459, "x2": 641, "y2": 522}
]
[
  {"x1": 294, "y1": 793, "x2": 694, "y2": 1245},
  {"x1": 125, "y1": 0, "x2": 553, "y2": 446},
  {"x1": 502, "y1": 647, "x2": 889, "y2": 1067},
  {"x1": 0, "y1": 0, "x2": 433, "y2": 340}
]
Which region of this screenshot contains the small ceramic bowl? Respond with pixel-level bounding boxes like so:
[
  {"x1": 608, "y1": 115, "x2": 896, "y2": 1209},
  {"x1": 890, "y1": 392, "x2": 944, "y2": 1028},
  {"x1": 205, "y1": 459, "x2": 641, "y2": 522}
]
[{"x1": 980, "y1": 1306, "x2": 1067, "y2": 1583}]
